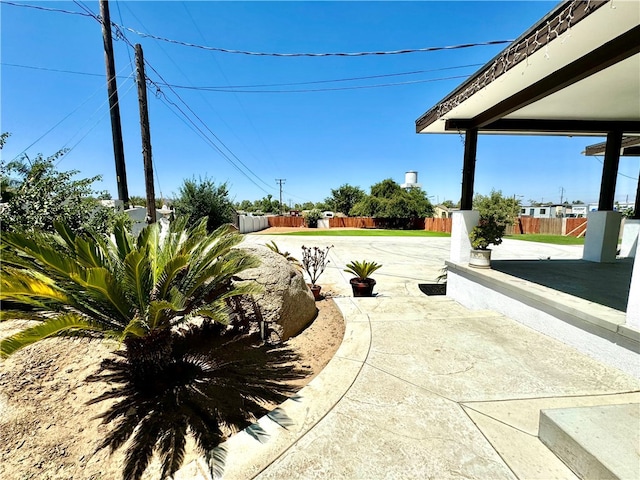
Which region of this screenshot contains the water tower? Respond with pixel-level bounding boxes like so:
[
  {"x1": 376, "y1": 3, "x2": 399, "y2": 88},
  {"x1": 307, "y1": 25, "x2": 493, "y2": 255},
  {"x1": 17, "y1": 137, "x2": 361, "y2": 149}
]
[{"x1": 401, "y1": 171, "x2": 421, "y2": 189}]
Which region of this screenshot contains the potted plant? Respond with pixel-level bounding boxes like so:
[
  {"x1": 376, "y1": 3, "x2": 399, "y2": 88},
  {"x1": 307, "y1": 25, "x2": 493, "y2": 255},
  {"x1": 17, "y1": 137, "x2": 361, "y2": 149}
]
[
  {"x1": 468, "y1": 215, "x2": 506, "y2": 268},
  {"x1": 344, "y1": 260, "x2": 382, "y2": 297},
  {"x1": 301, "y1": 245, "x2": 333, "y2": 300}
]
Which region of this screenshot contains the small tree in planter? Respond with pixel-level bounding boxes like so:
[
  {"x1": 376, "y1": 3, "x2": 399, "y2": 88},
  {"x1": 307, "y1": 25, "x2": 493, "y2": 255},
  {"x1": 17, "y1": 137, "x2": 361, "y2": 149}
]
[
  {"x1": 468, "y1": 215, "x2": 505, "y2": 268},
  {"x1": 344, "y1": 260, "x2": 382, "y2": 297},
  {"x1": 301, "y1": 245, "x2": 333, "y2": 300}
]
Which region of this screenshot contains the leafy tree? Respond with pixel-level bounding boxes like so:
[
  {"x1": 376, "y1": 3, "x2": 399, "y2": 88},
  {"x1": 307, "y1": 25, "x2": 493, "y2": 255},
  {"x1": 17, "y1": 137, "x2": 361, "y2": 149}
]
[
  {"x1": 351, "y1": 179, "x2": 434, "y2": 218},
  {"x1": 258, "y1": 194, "x2": 281, "y2": 214},
  {"x1": 325, "y1": 184, "x2": 365, "y2": 216},
  {"x1": 127, "y1": 195, "x2": 169, "y2": 209},
  {"x1": 0, "y1": 146, "x2": 127, "y2": 235},
  {"x1": 1, "y1": 218, "x2": 302, "y2": 479},
  {"x1": 314, "y1": 201, "x2": 330, "y2": 212},
  {"x1": 236, "y1": 199, "x2": 254, "y2": 211},
  {"x1": 173, "y1": 177, "x2": 234, "y2": 232},
  {"x1": 473, "y1": 190, "x2": 520, "y2": 225},
  {"x1": 572, "y1": 200, "x2": 584, "y2": 205},
  {"x1": 441, "y1": 199, "x2": 458, "y2": 208}
]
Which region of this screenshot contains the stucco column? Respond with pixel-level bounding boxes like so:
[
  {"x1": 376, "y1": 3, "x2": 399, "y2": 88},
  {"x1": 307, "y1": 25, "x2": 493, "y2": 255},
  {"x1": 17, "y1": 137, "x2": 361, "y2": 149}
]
[
  {"x1": 583, "y1": 211, "x2": 622, "y2": 263},
  {"x1": 625, "y1": 241, "x2": 640, "y2": 328},
  {"x1": 620, "y1": 219, "x2": 640, "y2": 258},
  {"x1": 450, "y1": 210, "x2": 480, "y2": 263}
]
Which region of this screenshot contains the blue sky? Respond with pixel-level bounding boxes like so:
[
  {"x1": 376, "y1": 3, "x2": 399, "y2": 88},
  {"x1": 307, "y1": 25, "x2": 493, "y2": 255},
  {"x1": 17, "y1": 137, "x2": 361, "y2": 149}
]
[{"x1": 2, "y1": 1, "x2": 638, "y2": 207}]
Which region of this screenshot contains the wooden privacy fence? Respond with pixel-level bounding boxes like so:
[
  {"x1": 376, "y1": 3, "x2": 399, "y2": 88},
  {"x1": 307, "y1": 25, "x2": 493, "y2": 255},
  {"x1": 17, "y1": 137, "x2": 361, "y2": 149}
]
[
  {"x1": 267, "y1": 215, "x2": 586, "y2": 236},
  {"x1": 267, "y1": 216, "x2": 305, "y2": 228},
  {"x1": 505, "y1": 217, "x2": 587, "y2": 237}
]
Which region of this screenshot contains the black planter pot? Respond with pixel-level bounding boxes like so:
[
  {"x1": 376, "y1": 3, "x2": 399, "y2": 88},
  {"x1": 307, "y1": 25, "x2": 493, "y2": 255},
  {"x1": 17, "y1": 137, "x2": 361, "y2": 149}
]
[{"x1": 350, "y1": 277, "x2": 376, "y2": 297}]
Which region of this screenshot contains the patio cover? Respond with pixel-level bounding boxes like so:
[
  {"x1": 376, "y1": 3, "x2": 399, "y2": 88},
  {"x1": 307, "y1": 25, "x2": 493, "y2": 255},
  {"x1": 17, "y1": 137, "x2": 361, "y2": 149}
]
[{"x1": 416, "y1": 0, "x2": 639, "y2": 137}]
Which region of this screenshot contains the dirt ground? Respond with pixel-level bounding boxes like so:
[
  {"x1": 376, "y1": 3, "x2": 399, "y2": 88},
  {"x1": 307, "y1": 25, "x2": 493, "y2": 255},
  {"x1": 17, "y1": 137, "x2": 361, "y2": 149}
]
[{"x1": 0, "y1": 298, "x2": 345, "y2": 480}]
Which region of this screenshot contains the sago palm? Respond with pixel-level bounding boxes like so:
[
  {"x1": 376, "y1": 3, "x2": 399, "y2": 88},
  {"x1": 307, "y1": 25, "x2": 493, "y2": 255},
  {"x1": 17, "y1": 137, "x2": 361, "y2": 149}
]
[
  {"x1": 1, "y1": 218, "x2": 306, "y2": 479},
  {"x1": 0, "y1": 216, "x2": 258, "y2": 357}
]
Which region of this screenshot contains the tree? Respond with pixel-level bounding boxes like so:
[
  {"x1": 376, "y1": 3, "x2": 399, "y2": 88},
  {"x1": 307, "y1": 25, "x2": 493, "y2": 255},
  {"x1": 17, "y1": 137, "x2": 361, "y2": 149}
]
[
  {"x1": 236, "y1": 199, "x2": 254, "y2": 211},
  {"x1": 173, "y1": 177, "x2": 234, "y2": 232},
  {"x1": 258, "y1": 194, "x2": 280, "y2": 214},
  {"x1": 1, "y1": 218, "x2": 302, "y2": 479},
  {"x1": 473, "y1": 190, "x2": 520, "y2": 225},
  {"x1": 441, "y1": 199, "x2": 458, "y2": 208},
  {"x1": 325, "y1": 184, "x2": 365, "y2": 216},
  {"x1": 0, "y1": 147, "x2": 127, "y2": 235},
  {"x1": 351, "y1": 179, "x2": 434, "y2": 219}
]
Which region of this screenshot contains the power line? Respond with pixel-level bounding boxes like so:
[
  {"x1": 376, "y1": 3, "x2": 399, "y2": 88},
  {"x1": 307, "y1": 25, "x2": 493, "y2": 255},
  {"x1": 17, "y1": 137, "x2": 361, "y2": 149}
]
[
  {"x1": 2, "y1": 1, "x2": 514, "y2": 58},
  {"x1": 180, "y1": 0, "x2": 283, "y2": 179},
  {"x1": 114, "y1": 23, "x2": 514, "y2": 57},
  {"x1": 1, "y1": 62, "x2": 482, "y2": 90},
  {"x1": 159, "y1": 74, "x2": 473, "y2": 93},
  {"x1": 1, "y1": 1, "x2": 92, "y2": 17},
  {"x1": 118, "y1": 2, "x2": 275, "y2": 193},
  {"x1": 11, "y1": 60, "x2": 135, "y2": 161},
  {"x1": 76, "y1": 4, "x2": 273, "y2": 196},
  {"x1": 594, "y1": 156, "x2": 639, "y2": 181}
]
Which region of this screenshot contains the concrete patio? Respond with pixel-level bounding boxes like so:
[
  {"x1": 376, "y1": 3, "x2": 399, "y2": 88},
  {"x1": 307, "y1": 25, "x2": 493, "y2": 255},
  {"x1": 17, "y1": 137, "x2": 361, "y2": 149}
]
[{"x1": 176, "y1": 233, "x2": 639, "y2": 479}]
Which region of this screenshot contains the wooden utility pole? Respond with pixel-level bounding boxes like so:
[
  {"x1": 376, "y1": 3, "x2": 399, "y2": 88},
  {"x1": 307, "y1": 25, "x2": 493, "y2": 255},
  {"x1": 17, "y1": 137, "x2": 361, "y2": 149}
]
[
  {"x1": 135, "y1": 44, "x2": 156, "y2": 224},
  {"x1": 276, "y1": 178, "x2": 286, "y2": 215},
  {"x1": 99, "y1": 0, "x2": 129, "y2": 204}
]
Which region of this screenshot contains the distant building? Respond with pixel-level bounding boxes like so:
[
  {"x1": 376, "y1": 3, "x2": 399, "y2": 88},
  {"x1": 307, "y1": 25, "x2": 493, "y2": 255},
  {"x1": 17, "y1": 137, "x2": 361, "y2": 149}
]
[{"x1": 434, "y1": 204, "x2": 459, "y2": 219}]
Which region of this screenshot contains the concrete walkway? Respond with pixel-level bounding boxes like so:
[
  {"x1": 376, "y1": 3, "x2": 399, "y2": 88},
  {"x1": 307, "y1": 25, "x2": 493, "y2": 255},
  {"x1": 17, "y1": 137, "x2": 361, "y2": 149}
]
[{"x1": 178, "y1": 234, "x2": 640, "y2": 479}]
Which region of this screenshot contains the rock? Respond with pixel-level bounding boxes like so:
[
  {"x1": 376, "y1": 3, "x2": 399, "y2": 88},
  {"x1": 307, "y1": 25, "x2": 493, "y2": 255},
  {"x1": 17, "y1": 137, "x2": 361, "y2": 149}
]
[{"x1": 235, "y1": 246, "x2": 317, "y2": 342}]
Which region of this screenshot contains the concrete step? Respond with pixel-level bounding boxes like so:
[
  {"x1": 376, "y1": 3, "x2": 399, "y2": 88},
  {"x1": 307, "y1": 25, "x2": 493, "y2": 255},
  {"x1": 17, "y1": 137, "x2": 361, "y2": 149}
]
[{"x1": 539, "y1": 403, "x2": 640, "y2": 480}]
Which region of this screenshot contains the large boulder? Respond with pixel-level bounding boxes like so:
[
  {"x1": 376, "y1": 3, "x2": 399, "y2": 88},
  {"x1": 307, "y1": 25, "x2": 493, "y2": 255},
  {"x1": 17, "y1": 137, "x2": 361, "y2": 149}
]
[{"x1": 235, "y1": 246, "x2": 317, "y2": 341}]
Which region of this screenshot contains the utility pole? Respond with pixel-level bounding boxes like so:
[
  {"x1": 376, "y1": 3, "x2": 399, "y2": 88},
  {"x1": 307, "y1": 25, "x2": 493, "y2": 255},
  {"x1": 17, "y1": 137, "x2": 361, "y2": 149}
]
[
  {"x1": 99, "y1": 0, "x2": 129, "y2": 205},
  {"x1": 135, "y1": 44, "x2": 156, "y2": 224},
  {"x1": 559, "y1": 186, "x2": 565, "y2": 204},
  {"x1": 275, "y1": 179, "x2": 286, "y2": 215}
]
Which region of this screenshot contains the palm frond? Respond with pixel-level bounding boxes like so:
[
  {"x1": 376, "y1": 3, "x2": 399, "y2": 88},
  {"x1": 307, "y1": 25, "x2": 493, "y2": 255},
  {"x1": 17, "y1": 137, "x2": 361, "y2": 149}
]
[
  {"x1": 0, "y1": 312, "x2": 102, "y2": 358},
  {"x1": 0, "y1": 267, "x2": 76, "y2": 306},
  {"x1": 122, "y1": 250, "x2": 153, "y2": 313},
  {"x1": 70, "y1": 267, "x2": 132, "y2": 321},
  {"x1": 158, "y1": 423, "x2": 187, "y2": 479}
]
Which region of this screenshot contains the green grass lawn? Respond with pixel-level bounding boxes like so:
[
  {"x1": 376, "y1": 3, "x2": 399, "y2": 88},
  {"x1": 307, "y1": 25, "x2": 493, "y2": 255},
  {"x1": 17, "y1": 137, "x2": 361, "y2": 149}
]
[
  {"x1": 505, "y1": 234, "x2": 585, "y2": 245},
  {"x1": 272, "y1": 229, "x2": 451, "y2": 237}
]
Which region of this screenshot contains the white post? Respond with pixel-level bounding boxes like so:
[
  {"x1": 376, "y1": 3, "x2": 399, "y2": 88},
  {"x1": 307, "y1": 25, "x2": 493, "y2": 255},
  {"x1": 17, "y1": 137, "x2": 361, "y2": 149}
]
[
  {"x1": 583, "y1": 211, "x2": 622, "y2": 263},
  {"x1": 619, "y1": 219, "x2": 640, "y2": 258},
  {"x1": 626, "y1": 242, "x2": 640, "y2": 328},
  {"x1": 450, "y1": 210, "x2": 480, "y2": 263}
]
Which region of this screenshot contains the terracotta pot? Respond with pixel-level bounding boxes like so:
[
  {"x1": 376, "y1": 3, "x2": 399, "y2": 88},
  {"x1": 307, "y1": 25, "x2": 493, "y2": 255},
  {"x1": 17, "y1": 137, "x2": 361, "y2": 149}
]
[
  {"x1": 350, "y1": 278, "x2": 376, "y2": 297},
  {"x1": 469, "y1": 249, "x2": 492, "y2": 269},
  {"x1": 309, "y1": 284, "x2": 322, "y2": 300}
]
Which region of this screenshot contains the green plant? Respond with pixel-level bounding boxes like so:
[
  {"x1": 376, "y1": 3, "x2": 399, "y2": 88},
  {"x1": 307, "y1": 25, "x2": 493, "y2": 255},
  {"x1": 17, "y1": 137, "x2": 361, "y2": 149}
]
[
  {"x1": 303, "y1": 209, "x2": 322, "y2": 228},
  {"x1": 0, "y1": 217, "x2": 308, "y2": 479},
  {"x1": 0, "y1": 146, "x2": 124, "y2": 236},
  {"x1": 301, "y1": 245, "x2": 332, "y2": 286},
  {"x1": 173, "y1": 176, "x2": 234, "y2": 233},
  {"x1": 87, "y1": 318, "x2": 305, "y2": 480},
  {"x1": 469, "y1": 215, "x2": 506, "y2": 250},
  {"x1": 343, "y1": 260, "x2": 382, "y2": 280},
  {"x1": 473, "y1": 190, "x2": 520, "y2": 226},
  {"x1": 265, "y1": 240, "x2": 301, "y2": 267},
  {"x1": 0, "y1": 216, "x2": 258, "y2": 356}
]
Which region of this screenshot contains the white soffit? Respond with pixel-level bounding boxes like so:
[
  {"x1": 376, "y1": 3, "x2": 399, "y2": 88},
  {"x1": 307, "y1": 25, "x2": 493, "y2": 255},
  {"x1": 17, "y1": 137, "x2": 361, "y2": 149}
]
[{"x1": 418, "y1": 0, "x2": 640, "y2": 134}]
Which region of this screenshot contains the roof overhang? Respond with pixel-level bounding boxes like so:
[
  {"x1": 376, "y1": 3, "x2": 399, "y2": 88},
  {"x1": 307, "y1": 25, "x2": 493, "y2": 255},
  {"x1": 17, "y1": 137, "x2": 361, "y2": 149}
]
[
  {"x1": 584, "y1": 136, "x2": 640, "y2": 156},
  {"x1": 416, "y1": 0, "x2": 640, "y2": 137}
]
